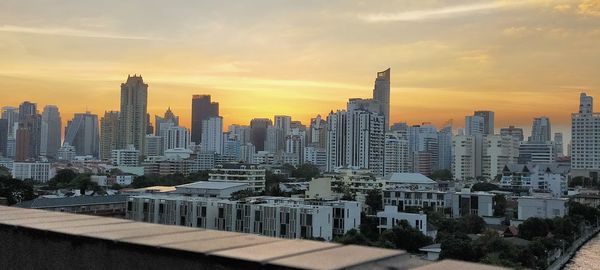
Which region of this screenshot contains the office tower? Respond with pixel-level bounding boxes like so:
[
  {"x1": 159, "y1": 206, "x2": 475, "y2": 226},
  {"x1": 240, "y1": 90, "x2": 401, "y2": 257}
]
[
  {"x1": 308, "y1": 115, "x2": 327, "y2": 149},
  {"x1": 373, "y1": 68, "x2": 391, "y2": 131},
  {"x1": 16, "y1": 114, "x2": 41, "y2": 160},
  {"x1": 145, "y1": 135, "x2": 163, "y2": 157},
  {"x1": 465, "y1": 115, "x2": 485, "y2": 135},
  {"x1": 474, "y1": 111, "x2": 495, "y2": 135},
  {"x1": 191, "y1": 95, "x2": 219, "y2": 144},
  {"x1": 530, "y1": 117, "x2": 552, "y2": 142},
  {"x1": 384, "y1": 132, "x2": 410, "y2": 176},
  {"x1": 0, "y1": 119, "x2": 7, "y2": 157},
  {"x1": 572, "y1": 93, "x2": 600, "y2": 175},
  {"x1": 15, "y1": 124, "x2": 30, "y2": 161},
  {"x1": 64, "y1": 112, "x2": 100, "y2": 157},
  {"x1": 161, "y1": 124, "x2": 191, "y2": 151},
  {"x1": 554, "y1": 132, "x2": 564, "y2": 158},
  {"x1": 518, "y1": 141, "x2": 555, "y2": 164},
  {"x1": 500, "y1": 125, "x2": 524, "y2": 142},
  {"x1": 18, "y1": 101, "x2": 37, "y2": 122},
  {"x1": 146, "y1": 113, "x2": 154, "y2": 135},
  {"x1": 437, "y1": 124, "x2": 453, "y2": 171},
  {"x1": 265, "y1": 126, "x2": 284, "y2": 153},
  {"x1": 482, "y1": 135, "x2": 519, "y2": 180},
  {"x1": 250, "y1": 118, "x2": 272, "y2": 151},
  {"x1": 100, "y1": 111, "x2": 120, "y2": 160},
  {"x1": 155, "y1": 107, "x2": 180, "y2": 136},
  {"x1": 1, "y1": 106, "x2": 19, "y2": 137},
  {"x1": 40, "y1": 105, "x2": 61, "y2": 159},
  {"x1": 274, "y1": 115, "x2": 292, "y2": 137},
  {"x1": 118, "y1": 75, "x2": 148, "y2": 152},
  {"x1": 200, "y1": 116, "x2": 223, "y2": 154},
  {"x1": 326, "y1": 110, "x2": 347, "y2": 171},
  {"x1": 229, "y1": 125, "x2": 251, "y2": 145}
]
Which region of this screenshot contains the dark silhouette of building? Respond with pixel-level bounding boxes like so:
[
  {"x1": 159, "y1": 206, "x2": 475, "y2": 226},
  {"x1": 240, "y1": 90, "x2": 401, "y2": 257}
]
[
  {"x1": 373, "y1": 68, "x2": 390, "y2": 131},
  {"x1": 250, "y1": 118, "x2": 272, "y2": 151},
  {"x1": 118, "y1": 75, "x2": 148, "y2": 152},
  {"x1": 0, "y1": 119, "x2": 7, "y2": 157},
  {"x1": 15, "y1": 124, "x2": 30, "y2": 161},
  {"x1": 191, "y1": 95, "x2": 219, "y2": 144},
  {"x1": 18, "y1": 101, "x2": 37, "y2": 122}
]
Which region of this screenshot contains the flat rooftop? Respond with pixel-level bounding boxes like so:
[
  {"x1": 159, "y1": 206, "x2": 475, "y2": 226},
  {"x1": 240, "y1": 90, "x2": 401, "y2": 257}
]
[
  {"x1": 176, "y1": 181, "x2": 249, "y2": 190},
  {"x1": 0, "y1": 206, "x2": 507, "y2": 270}
]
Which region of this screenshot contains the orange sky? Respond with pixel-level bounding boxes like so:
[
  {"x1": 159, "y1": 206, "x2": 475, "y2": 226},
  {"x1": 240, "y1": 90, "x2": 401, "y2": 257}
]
[{"x1": 1, "y1": 0, "x2": 600, "y2": 140}]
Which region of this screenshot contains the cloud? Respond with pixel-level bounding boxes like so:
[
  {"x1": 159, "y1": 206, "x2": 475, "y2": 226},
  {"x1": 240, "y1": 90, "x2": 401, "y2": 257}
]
[
  {"x1": 0, "y1": 24, "x2": 158, "y2": 40},
  {"x1": 360, "y1": 2, "x2": 506, "y2": 23},
  {"x1": 579, "y1": 0, "x2": 600, "y2": 16}
]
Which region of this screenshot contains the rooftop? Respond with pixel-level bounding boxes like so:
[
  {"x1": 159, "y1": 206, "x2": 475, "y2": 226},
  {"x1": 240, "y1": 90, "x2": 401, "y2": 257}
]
[
  {"x1": 384, "y1": 173, "x2": 437, "y2": 185},
  {"x1": 15, "y1": 195, "x2": 128, "y2": 209},
  {"x1": 176, "y1": 181, "x2": 249, "y2": 190},
  {"x1": 0, "y1": 206, "x2": 507, "y2": 270}
]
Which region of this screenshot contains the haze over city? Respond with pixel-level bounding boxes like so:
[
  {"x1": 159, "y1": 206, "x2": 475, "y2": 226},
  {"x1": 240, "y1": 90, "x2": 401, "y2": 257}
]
[{"x1": 1, "y1": 0, "x2": 600, "y2": 137}]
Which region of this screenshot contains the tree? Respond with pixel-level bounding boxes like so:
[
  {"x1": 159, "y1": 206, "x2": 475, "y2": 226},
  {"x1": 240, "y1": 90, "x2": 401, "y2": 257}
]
[
  {"x1": 458, "y1": 214, "x2": 486, "y2": 234},
  {"x1": 364, "y1": 189, "x2": 383, "y2": 214},
  {"x1": 430, "y1": 169, "x2": 452, "y2": 180},
  {"x1": 440, "y1": 233, "x2": 477, "y2": 261},
  {"x1": 568, "y1": 201, "x2": 600, "y2": 225},
  {"x1": 359, "y1": 213, "x2": 381, "y2": 242},
  {"x1": 471, "y1": 182, "x2": 499, "y2": 192},
  {"x1": 377, "y1": 220, "x2": 433, "y2": 252},
  {"x1": 334, "y1": 229, "x2": 371, "y2": 246},
  {"x1": 518, "y1": 217, "x2": 550, "y2": 240},
  {"x1": 0, "y1": 176, "x2": 36, "y2": 205},
  {"x1": 231, "y1": 189, "x2": 261, "y2": 200},
  {"x1": 493, "y1": 195, "x2": 507, "y2": 217},
  {"x1": 48, "y1": 169, "x2": 78, "y2": 189},
  {"x1": 291, "y1": 164, "x2": 320, "y2": 180}
]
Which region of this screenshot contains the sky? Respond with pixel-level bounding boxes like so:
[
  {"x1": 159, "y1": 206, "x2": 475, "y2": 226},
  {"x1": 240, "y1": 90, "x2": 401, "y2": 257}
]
[{"x1": 1, "y1": 0, "x2": 600, "y2": 140}]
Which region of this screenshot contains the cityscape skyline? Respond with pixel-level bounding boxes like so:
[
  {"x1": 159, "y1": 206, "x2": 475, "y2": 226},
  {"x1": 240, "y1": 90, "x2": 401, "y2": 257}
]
[{"x1": 1, "y1": 0, "x2": 599, "y2": 138}]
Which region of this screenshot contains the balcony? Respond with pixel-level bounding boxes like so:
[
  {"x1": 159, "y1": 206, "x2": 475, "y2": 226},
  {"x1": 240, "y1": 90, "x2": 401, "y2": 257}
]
[{"x1": 0, "y1": 205, "x2": 506, "y2": 270}]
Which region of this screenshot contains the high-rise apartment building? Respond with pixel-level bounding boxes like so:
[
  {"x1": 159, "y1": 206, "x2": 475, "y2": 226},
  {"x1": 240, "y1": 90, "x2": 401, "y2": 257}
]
[
  {"x1": 100, "y1": 111, "x2": 120, "y2": 160},
  {"x1": 250, "y1": 118, "x2": 272, "y2": 151},
  {"x1": 326, "y1": 110, "x2": 347, "y2": 172},
  {"x1": 118, "y1": 75, "x2": 148, "y2": 152},
  {"x1": 482, "y1": 135, "x2": 519, "y2": 180},
  {"x1": 229, "y1": 125, "x2": 251, "y2": 145},
  {"x1": 155, "y1": 107, "x2": 179, "y2": 136},
  {"x1": 571, "y1": 93, "x2": 600, "y2": 176},
  {"x1": 308, "y1": 115, "x2": 327, "y2": 149},
  {"x1": 264, "y1": 126, "x2": 284, "y2": 153},
  {"x1": 373, "y1": 68, "x2": 390, "y2": 131},
  {"x1": 161, "y1": 124, "x2": 191, "y2": 151},
  {"x1": 474, "y1": 111, "x2": 495, "y2": 135},
  {"x1": 191, "y1": 95, "x2": 219, "y2": 144},
  {"x1": 437, "y1": 125, "x2": 453, "y2": 171},
  {"x1": 465, "y1": 115, "x2": 485, "y2": 135},
  {"x1": 384, "y1": 132, "x2": 410, "y2": 176},
  {"x1": 274, "y1": 115, "x2": 291, "y2": 137},
  {"x1": 530, "y1": 117, "x2": 552, "y2": 142},
  {"x1": 1, "y1": 106, "x2": 19, "y2": 137},
  {"x1": 200, "y1": 116, "x2": 223, "y2": 154},
  {"x1": 64, "y1": 112, "x2": 100, "y2": 157},
  {"x1": 18, "y1": 101, "x2": 37, "y2": 122},
  {"x1": 0, "y1": 119, "x2": 7, "y2": 157},
  {"x1": 554, "y1": 132, "x2": 564, "y2": 158},
  {"x1": 40, "y1": 105, "x2": 61, "y2": 159},
  {"x1": 500, "y1": 125, "x2": 524, "y2": 142}
]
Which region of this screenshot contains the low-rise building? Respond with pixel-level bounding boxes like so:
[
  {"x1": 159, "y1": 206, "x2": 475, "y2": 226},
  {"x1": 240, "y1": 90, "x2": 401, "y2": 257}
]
[
  {"x1": 126, "y1": 195, "x2": 360, "y2": 241},
  {"x1": 451, "y1": 189, "x2": 494, "y2": 218},
  {"x1": 517, "y1": 196, "x2": 567, "y2": 220},
  {"x1": 382, "y1": 189, "x2": 451, "y2": 213},
  {"x1": 16, "y1": 195, "x2": 128, "y2": 216},
  {"x1": 383, "y1": 173, "x2": 437, "y2": 190},
  {"x1": 173, "y1": 181, "x2": 249, "y2": 198},
  {"x1": 209, "y1": 164, "x2": 266, "y2": 192},
  {"x1": 111, "y1": 146, "x2": 140, "y2": 167},
  {"x1": 376, "y1": 205, "x2": 435, "y2": 238},
  {"x1": 500, "y1": 164, "x2": 568, "y2": 197},
  {"x1": 12, "y1": 162, "x2": 53, "y2": 182}
]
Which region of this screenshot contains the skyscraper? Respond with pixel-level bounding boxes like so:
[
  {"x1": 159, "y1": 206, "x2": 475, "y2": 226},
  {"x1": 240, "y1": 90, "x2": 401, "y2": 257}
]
[
  {"x1": 64, "y1": 112, "x2": 100, "y2": 157},
  {"x1": 500, "y1": 125, "x2": 524, "y2": 142},
  {"x1": 118, "y1": 75, "x2": 148, "y2": 152},
  {"x1": 373, "y1": 68, "x2": 391, "y2": 131},
  {"x1": 191, "y1": 95, "x2": 219, "y2": 144},
  {"x1": 15, "y1": 124, "x2": 30, "y2": 161},
  {"x1": 100, "y1": 111, "x2": 120, "y2": 160},
  {"x1": 465, "y1": 115, "x2": 485, "y2": 135},
  {"x1": 384, "y1": 132, "x2": 410, "y2": 176},
  {"x1": 308, "y1": 115, "x2": 327, "y2": 149},
  {"x1": 40, "y1": 105, "x2": 61, "y2": 159},
  {"x1": 571, "y1": 93, "x2": 600, "y2": 176},
  {"x1": 250, "y1": 118, "x2": 272, "y2": 151},
  {"x1": 274, "y1": 115, "x2": 292, "y2": 137},
  {"x1": 529, "y1": 117, "x2": 552, "y2": 142},
  {"x1": 554, "y1": 132, "x2": 564, "y2": 158},
  {"x1": 1, "y1": 106, "x2": 19, "y2": 137},
  {"x1": 0, "y1": 119, "x2": 7, "y2": 157},
  {"x1": 474, "y1": 111, "x2": 495, "y2": 135},
  {"x1": 155, "y1": 107, "x2": 179, "y2": 136},
  {"x1": 19, "y1": 113, "x2": 42, "y2": 160},
  {"x1": 201, "y1": 116, "x2": 223, "y2": 154},
  {"x1": 18, "y1": 101, "x2": 37, "y2": 122}
]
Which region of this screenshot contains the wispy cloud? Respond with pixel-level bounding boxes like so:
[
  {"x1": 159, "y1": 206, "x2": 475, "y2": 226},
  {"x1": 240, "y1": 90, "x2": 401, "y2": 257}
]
[
  {"x1": 360, "y1": 2, "x2": 507, "y2": 23},
  {"x1": 0, "y1": 24, "x2": 158, "y2": 40}
]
